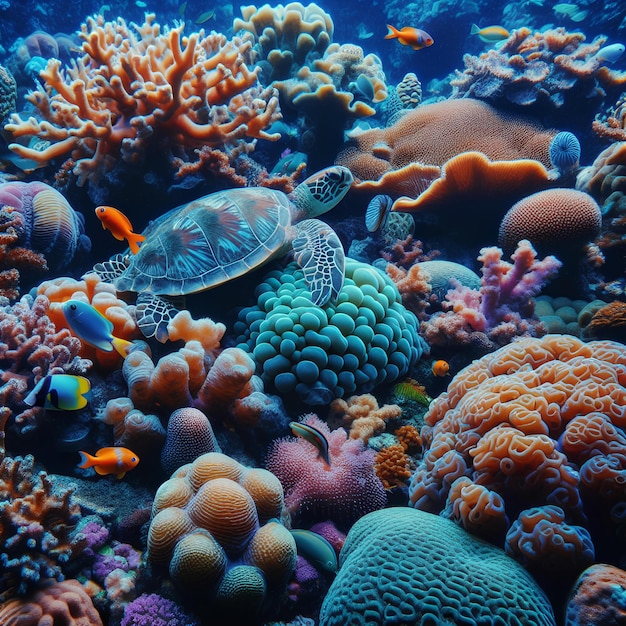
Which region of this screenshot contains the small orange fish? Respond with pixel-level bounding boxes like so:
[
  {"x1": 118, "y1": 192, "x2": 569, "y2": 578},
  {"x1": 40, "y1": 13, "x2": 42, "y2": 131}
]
[
  {"x1": 432, "y1": 359, "x2": 450, "y2": 377},
  {"x1": 95, "y1": 206, "x2": 145, "y2": 254},
  {"x1": 385, "y1": 24, "x2": 434, "y2": 51},
  {"x1": 78, "y1": 446, "x2": 140, "y2": 479}
]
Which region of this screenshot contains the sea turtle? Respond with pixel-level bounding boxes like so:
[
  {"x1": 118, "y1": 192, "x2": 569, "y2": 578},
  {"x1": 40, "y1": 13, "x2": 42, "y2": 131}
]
[{"x1": 94, "y1": 166, "x2": 353, "y2": 341}]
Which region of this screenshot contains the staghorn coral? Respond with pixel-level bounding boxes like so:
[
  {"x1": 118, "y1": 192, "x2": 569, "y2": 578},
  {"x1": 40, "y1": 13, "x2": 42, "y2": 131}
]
[
  {"x1": 236, "y1": 258, "x2": 424, "y2": 405},
  {"x1": 420, "y1": 240, "x2": 561, "y2": 349},
  {"x1": 5, "y1": 14, "x2": 281, "y2": 187},
  {"x1": 451, "y1": 27, "x2": 626, "y2": 117},
  {"x1": 319, "y1": 507, "x2": 556, "y2": 625},
  {"x1": 0, "y1": 579, "x2": 103, "y2": 626},
  {"x1": 266, "y1": 414, "x2": 386, "y2": 525},
  {"x1": 0, "y1": 445, "x2": 87, "y2": 595},
  {"x1": 409, "y1": 334, "x2": 626, "y2": 572},
  {"x1": 0, "y1": 294, "x2": 91, "y2": 435},
  {"x1": 329, "y1": 393, "x2": 402, "y2": 442},
  {"x1": 148, "y1": 452, "x2": 295, "y2": 622}
]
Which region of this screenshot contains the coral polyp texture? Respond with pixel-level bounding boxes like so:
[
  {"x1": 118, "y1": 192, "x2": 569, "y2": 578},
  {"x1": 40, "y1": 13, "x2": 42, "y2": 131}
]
[
  {"x1": 409, "y1": 334, "x2": 626, "y2": 574},
  {"x1": 319, "y1": 507, "x2": 556, "y2": 626},
  {"x1": 5, "y1": 14, "x2": 281, "y2": 186},
  {"x1": 147, "y1": 452, "x2": 295, "y2": 621},
  {"x1": 450, "y1": 27, "x2": 626, "y2": 115},
  {"x1": 236, "y1": 258, "x2": 423, "y2": 405},
  {"x1": 266, "y1": 414, "x2": 386, "y2": 525}
]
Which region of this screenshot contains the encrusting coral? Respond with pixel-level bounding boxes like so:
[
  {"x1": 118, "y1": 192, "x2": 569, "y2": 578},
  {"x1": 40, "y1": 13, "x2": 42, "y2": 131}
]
[{"x1": 5, "y1": 14, "x2": 282, "y2": 186}]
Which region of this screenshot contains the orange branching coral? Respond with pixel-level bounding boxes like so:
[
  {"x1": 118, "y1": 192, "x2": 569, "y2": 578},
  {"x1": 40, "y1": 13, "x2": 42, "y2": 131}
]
[
  {"x1": 329, "y1": 393, "x2": 402, "y2": 442},
  {"x1": 385, "y1": 263, "x2": 432, "y2": 319},
  {"x1": 394, "y1": 424, "x2": 422, "y2": 454},
  {"x1": 593, "y1": 92, "x2": 626, "y2": 142},
  {"x1": 375, "y1": 444, "x2": 413, "y2": 490},
  {"x1": 5, "y1": 14, "x2": 281, "y2": 186},
  {"x1": 409, "y1": 334, "x2": 626, "y2": 563}
]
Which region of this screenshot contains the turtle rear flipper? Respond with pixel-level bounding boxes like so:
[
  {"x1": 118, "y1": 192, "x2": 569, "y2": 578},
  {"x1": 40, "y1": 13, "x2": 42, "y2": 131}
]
[
  {"x1": 135, "y1": 294, "x2": 182, "y2": 343},
  {"x1": 292, "y1": 218, "x2": 345, "y2": 307}
]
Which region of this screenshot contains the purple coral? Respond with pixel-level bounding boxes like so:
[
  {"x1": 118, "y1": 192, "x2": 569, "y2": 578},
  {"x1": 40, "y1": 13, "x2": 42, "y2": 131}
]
[
  {"x1": 421, "y1": 240, "x2": 561, "y2": 348},
  {"x1": 92, "y1": 541, "x2": 141, "y2": 583},
  {"x1": 121, "y1": 592, "x2": 199, "y2": 626}
]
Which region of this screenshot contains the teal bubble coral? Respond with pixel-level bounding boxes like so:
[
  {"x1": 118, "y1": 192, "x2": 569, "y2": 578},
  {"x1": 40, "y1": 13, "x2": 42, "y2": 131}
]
[{"x1": 236, "y1": 259, "x2": 423, "y2": 404}]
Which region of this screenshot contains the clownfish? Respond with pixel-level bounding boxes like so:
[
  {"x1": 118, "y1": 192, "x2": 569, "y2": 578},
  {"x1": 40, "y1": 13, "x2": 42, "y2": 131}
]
[
  {"x1": 24, "y1": 374, "x2": 91, "y2": 411},
  {"x1": 78, "y1": 446, "x2": 140, "y2": 479},
  {"x1": 470, "y1": 24, "x2": 510, "y2": 43},
  {"x1": 62, "y1": 300, "x2": 133, "y2": 358},
  {"x1": 432, "y1": 359, "x2": 450, "y2": 377},
  {"x1": 95, "y1": 205, "x2": 145, "y2": 254},
  {"x1": 290, "y1": 421, "x2": 331, "y2": 467},
  {"x1": 385, "y1": 24, "x2": 434, "y2": 51}
]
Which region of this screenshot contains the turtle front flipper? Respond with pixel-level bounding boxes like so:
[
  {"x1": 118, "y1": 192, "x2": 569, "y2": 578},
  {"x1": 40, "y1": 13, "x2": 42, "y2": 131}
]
[
  {"x1": 292, "y1": 218, "x2": 345, "y2": 306},
  {"x1": 92, "y1": 253, "x2": 130, "y2": 283},
  {"x1": 135, "y1": 294, "x2": 181, "y2": 343}
]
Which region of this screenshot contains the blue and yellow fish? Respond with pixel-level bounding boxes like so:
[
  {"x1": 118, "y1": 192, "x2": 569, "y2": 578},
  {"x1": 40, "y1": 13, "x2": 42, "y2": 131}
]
[
  {"x1": 470, "y1": 24, "x2": 510, "y2": 43},
  {"x1": 62, "y1": 300, "x2": 133, "y2": 358},
  {"x1": 24, "y1": 374, "x2": 91, "y2": 411},
  {"x1": 290, "y1": 421, "x2": 331, "y2": 467}
]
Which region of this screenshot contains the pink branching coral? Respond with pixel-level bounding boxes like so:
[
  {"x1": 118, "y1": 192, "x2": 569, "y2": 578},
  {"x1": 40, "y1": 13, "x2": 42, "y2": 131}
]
[
  {"x1": 0, "y1": 294, "x2": 91, "y2": 435},
  {"x1": 420, "y1": 240, "x2": 561, "y2": 348},
  {"x1": 5, "y1": 14, "x2": 281, "y2": 186},
  {"x1": 266, "y1": 414, "x2": 386, "y2": 526}
]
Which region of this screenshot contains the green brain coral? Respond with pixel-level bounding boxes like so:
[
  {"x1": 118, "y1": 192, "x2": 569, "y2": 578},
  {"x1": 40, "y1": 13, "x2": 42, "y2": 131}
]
[
  {"x1": 320, "y1": 507, "x2": 556, "y2": 626},
  {"x1": 236, "y1": 259, "x2": 424, "y2": 404}
]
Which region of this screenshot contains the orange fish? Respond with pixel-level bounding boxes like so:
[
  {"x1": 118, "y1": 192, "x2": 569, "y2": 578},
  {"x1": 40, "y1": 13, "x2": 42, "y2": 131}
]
[
  {"x1": 385, "y1": 24, "x2": 434, "y2": 50},
  {"x1": 95, "y1": 206, "x2": 145, "y2": 254},
  {"x1": 78, "y1": 446, "x2": 140, "y2": 479},
  {"x1": 432, "y1": 359, "x2": 450, "y2": 377}
]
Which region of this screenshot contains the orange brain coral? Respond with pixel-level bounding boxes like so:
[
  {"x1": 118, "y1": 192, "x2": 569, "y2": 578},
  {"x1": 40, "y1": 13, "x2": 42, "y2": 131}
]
[
  {"x1": 498, "y1": 188, "x2": 602, "y2": 253},
  {"x1": 409, "y1": 334, "x2": 626, "y2": 558}
]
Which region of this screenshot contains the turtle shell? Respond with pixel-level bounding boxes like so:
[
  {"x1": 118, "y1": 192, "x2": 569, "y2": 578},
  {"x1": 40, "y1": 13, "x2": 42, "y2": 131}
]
[{"x1": 113, "y1": 187, "x2": 292, "y2": 296}]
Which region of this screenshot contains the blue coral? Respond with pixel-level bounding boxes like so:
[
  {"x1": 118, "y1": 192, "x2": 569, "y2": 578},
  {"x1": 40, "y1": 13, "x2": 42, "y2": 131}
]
[
  {"x1": 236, "y1": 259, "x2": 424, "y2": 405},
  {"x1": 549, "y1": 131, "x2": 581, "y2": 172}
]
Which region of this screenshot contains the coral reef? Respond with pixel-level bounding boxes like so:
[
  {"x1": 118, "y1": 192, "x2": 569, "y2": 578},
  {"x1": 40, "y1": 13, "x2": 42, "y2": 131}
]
[
  {"x1": 0, "y1": 442, "x2": 87, "y2": 594},
  {"x1": 319, "y1": 507, "x2": 556, "y2": 625},
  {"x1": 0, "y1": 578, "x2": 103, "y2": 625},
  {"x1": 0, "y1": 181, "x2": 90, "y2": 273},
  {"x1": 420, "y1": 240, "x2": 561, "y2": 349},
  {"x1": 236, "y1": 258, "x2": 424, "y2": 405},
  {"x1": 0, "y1": 293, "x2": 91, "y2": 435},
  {"x1": 409, "y1": 334, "x2": 626, "y2": 575},
  {"x1": 266, "y1": 414, "x2": 386, "y2": 526},
  {"x1": 121, "y1": 592, "x2": 199, "y2": 626},
  {"x1": 450, "y1": 27, "x2": 626, "y2": 121},
  {"x1": 147, "y1": 452, "x2": 295, "y2": 622},
  {"x1": 5, "y1": 14, "x2": 281, "y2": 186}
]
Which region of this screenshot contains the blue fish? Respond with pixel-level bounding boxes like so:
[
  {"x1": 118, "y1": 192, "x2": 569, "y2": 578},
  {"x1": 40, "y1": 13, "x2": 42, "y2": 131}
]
[
  {"x1": 62, "y1": 300, "x2": 133, "y2": 358},
  {"x1": 594, "y1": 43, "x2": 625, "y2": 65},
  {"x1": 24, "y1": 374, "x2": 91, "y2": 410},
  {"x1": 290, "y1": 529, "x2": 338, "y2": 573}
]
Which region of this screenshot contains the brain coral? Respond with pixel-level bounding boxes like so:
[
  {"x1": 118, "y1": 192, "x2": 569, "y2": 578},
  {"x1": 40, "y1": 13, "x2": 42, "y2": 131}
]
[
  {"x1": 498, "y1": 188, "x2": 602, "y2": 255},
  {"x1": 236, "y1": 258, "x2": 423, "y2": 405},
  {"x1": 319, "y1": 507, "x2": 556, "y2": 626},
  {"x1": 148, "y1": 452, "x2": 295, "y2": 621},
  {"x1": 408, "y1": 334, "x2": 626, "y2": 572}
]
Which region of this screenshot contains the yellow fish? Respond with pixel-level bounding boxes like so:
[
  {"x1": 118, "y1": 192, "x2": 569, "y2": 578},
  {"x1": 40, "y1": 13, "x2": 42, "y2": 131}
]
[{"x1": 470, "y1": 24, "x2": 510, "y2": 43}]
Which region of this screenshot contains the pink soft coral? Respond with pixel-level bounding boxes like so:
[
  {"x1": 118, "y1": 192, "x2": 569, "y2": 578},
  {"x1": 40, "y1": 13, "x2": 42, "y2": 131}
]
[
  {"x1": 266, "y1": 415, "x2": 386, "y2": 527},
  {"x1": 421, "y1": 239, "x2": 561, "y2": 348}
]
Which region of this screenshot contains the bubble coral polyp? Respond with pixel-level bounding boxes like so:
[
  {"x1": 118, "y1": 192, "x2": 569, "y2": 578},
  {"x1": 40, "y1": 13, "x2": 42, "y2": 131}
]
[
  {"x1": 5, "y1": 14, "x2": 281, "y2": 186},
  {"x1": 409, "y1": 334, "x2": 626, "y2": 568}
]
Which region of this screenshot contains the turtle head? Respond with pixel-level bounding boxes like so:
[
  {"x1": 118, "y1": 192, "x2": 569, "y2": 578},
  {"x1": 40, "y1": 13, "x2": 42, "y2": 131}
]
[{"x1": 293, "y1": 166, "x2": 353, "y2": 219}]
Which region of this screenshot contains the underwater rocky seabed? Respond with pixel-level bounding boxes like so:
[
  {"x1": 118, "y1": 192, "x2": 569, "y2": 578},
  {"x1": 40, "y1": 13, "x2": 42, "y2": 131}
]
[{"x1": 1, "y1": 0, "x2": 626, "y2": 624}]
